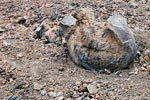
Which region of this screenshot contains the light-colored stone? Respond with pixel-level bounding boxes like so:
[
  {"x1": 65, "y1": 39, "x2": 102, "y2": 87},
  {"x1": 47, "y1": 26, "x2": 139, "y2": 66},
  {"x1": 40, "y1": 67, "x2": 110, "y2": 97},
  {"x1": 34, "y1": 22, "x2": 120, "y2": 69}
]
[
  {"x1": 33, "y1": 82, "x2": 44, "y2": 90},
  {"x1": 87, "y1": 84, "x2": 98, "y2": 94},
  {"x1": 41, "y1": 90, "x2": 47, "y2": 96}
]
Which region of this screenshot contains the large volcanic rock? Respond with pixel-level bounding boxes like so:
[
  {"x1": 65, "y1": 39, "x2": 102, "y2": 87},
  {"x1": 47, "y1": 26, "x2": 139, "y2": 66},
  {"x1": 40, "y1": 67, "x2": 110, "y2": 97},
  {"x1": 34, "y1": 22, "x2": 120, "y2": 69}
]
[{"x1": 61, "y1": 8, "x2": 136, "y2": 72}]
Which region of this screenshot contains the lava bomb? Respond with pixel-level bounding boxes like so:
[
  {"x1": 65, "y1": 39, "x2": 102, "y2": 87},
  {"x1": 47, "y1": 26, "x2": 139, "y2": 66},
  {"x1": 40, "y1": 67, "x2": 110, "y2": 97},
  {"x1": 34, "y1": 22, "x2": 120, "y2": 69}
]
[{"x1": 61, "y1": 8, "x2": 136, "y2": 71}]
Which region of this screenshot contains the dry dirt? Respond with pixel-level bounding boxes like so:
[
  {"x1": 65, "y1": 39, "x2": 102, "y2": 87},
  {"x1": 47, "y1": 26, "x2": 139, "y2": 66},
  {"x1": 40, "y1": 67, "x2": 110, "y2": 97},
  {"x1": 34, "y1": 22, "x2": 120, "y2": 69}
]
[{"x1": 0, "y1": 0, "x2": 150, "y2": 100}]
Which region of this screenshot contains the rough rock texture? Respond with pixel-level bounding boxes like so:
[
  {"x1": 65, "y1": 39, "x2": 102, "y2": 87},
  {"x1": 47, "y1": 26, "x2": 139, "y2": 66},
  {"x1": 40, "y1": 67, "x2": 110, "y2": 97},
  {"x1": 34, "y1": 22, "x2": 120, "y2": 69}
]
[
  {"x1": 66, "y1": 8, "x2": 136, "y2": 71},
  {"x1": 0, "y1": 0, "x2": 150, "y2": 99}
]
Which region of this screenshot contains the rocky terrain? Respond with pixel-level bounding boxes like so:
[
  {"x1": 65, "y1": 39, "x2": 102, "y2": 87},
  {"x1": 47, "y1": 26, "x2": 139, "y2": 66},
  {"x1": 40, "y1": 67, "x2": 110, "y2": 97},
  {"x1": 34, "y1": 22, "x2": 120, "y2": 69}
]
[{"x1": 0, "y1": 0, "x2": 150, "y2": 100}]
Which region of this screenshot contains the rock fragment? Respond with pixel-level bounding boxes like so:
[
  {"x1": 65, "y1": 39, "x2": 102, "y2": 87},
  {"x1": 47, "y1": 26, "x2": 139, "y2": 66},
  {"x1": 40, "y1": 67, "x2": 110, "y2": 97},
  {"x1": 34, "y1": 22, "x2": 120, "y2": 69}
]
[
  {"x1": 40, "y1": 90, "x2": 47, "y2": 96},
  {"x1": 59, "y1": 16, "x2": 77, "y2": 39},
  {"x1": 17, "y1": 17, "x2": 26, "y2": 24},
  {"x1": 33, "y1": 82, "x2": 44, "y2": 90},
  {"x1": 45, "y1": 27, "x2": 57, "y2": 43},
  {"x1": 87, "y1": 84, "x2": 99, "y2": 94},
  {"x1": 48, "y1": 92, "x2": 57, "y2": 98},
  {"x1": 0, "y1": 27, "x2": 5, "y2": 33},
  {"x1": 34, "y1": 19, "x2": 50, "y2": 39}
]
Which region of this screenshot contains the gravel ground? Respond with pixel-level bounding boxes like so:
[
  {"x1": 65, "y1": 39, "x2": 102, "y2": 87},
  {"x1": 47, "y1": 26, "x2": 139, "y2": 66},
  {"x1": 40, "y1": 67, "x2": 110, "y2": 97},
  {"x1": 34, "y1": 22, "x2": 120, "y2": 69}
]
[{"x1": 0, "y1": 0, "x2": 150, "y2": 100}]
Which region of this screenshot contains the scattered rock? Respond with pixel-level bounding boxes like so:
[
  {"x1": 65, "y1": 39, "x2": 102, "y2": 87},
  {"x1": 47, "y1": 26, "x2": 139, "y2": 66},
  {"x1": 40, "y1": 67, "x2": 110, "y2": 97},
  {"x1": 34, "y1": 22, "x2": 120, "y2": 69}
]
[
  {"x1": 17, "y1": 17, "x2": 26, "y2": 24},
  {"x1": 8, "y1": 95, "x2": 18, "y2": 100},
  {"x1": 59, "y1": 16, "x2": 77, "y2": 38},
  {"x1": 3, "y1": 41, "x2": 9, "y2": 46},
  {"x1": 146, "y1": 65, "x2": 150, "y2": 73},
  {"x1": 78, "y1": 85, "x2": 87, "y2": 92},
  {"x1": 56, "y1": 91, "x2": 63, "y2": 97},
  {"x1": 55, "y1": 96, "x2": 64, "y2": 100},
  {"x1": 58, "y1": 67, "x2": 64, "y2": 71},
  {"x1": 0, "y1": 27, "x2": 5, "y2": 33},
  {"x1": 17, "y1": 53, "x2": 24, "y2": 58},
  {"x1": 33, "y1": 82, "x2": 44, "y2": 90},
  {"x1": 87, "y1": 84, "x2": 99, "y2": 94},
  {"x1": 41, "y1": 90, "x2": 47, "y2": 96},
  {"x1": 48, "y1": 92, "x2": 57, "y2": 98},
  {"x1": 34, "y1": 24, "x2": 45, "y2": 39},
  {"x1": 34, "y1": 19, "x2": 50, "y2": 39},
  {"x1": 45, "y1": 28, "x2": 57, "y2": 43}
]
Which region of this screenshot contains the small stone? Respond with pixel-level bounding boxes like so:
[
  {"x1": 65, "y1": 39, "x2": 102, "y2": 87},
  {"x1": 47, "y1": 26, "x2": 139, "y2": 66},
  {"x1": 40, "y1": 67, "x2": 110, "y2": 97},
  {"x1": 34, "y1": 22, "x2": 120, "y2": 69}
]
[
  {"x1": 61, "y1": 16, "x2": 77, "y2": 26},
  {"x1": 17, "y1": 53, "x2": 24, "y2": 58},
  {"x1": 41, "y1": 90, "x2": 47, "y2": 96},
  {"x1": 0, "y1": 27, "x2": 4, "y2": 33},
  {"x1": 33, "y1": 82, "x2": 43, "y2": 90},
  {"x1": 144, "y1": 56, "x2": 150, "y2": 61},
  {"x1": 34, "y1": 25, "x2": 44, "y2": 39},
  {"x1": 48, "y1": 92, "x2": 57, "y2": 98},
  {"x1": 55, "y1": 96, "x2": 64, "y2": 100},
  {"x1": 146, "y1": 65, "x2": 150, "y2": 69},
  {"x1": 59, "y1": 16, "x2": 76, "y2": 38},
  {"x1": 58, "y1": 67, "x2": 64, "y2": 71},
  {"x1": 146, "y1": 65, "x2": 150, "y2": 74},
  {"x1": 34, "y1": 19, "x2": 49, "y2": 39},
  {"x1": 78, "y1": 85, "x2": 87, "y2": 92},
  {"x1": 45, "y1": 29, "x2": 57, "y2": 43},
  {"x1": 8, "y1": 95, "x2": 18, "y2": 100},
  {"x1": 87, "y1": 84, "x2": 98, "y2": 94},
  {"x1": 0, "y1": 77, "x2": 6, "y2": 84},
  {"x1": 3, "y1": 41, "x2": 9, "y2": 46},
  {"x1": 17, "y1": 17, "x2": 26, "y2": 24},
  {"x1": 9, "y1": 78, "x2": 14, "y2": 82},
  {"x1": 56, "y1": 91, "x2": 63, "y2": 97}
]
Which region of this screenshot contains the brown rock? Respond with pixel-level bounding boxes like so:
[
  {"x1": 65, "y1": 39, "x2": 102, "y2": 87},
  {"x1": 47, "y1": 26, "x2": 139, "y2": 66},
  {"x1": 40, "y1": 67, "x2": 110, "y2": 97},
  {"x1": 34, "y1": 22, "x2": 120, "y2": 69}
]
[{"x1": 66, "y1": 8, "x2": 136, "y2": 71}]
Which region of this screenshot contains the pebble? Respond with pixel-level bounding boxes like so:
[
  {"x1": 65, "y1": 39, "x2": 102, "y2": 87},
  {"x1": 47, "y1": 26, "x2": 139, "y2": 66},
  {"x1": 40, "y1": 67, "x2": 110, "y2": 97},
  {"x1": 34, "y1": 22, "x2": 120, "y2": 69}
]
[
  {"x1": 17, "y1": 17, "x2": 26, "y2": 24},
  {"x1": 59, "y1": 16, "x2": 76, "y2": 38},
  {"x1": 61, "y1": 16, "x2": 77, "y2": 26},
  {"x1": 8, "y1": 95, "x2": 18, "y2": 100},
  {"x1": 78, "y1": 85, "x2": 87, "y2": 92},
  {"x1": 45, "y1": 29, "x2": 57, "y2": 43},
  {"x1": 0, "y1": 27, "x2": 4, "y2": 33},
  {"x1": 34, "y1": 19, "x2": 49, "y2": 39},
  {"x1": 33, "y1": 82, "x2": 44, "y2": 90},
  {"x1": 55, "y1": 96, "x2": 64, "y2": 100},
  {"x1": 87, "y1": 84, "x2": 99, "y2": 94},
  {"x1": 3, "y1": 41, "x2": 9, "y2": 46},
  {"x1": 48, "y1": 92, "x2": 57, "y2": 98},
  {"x1": 34, "y1": 24, "x2": 44, "y2": 39},
  {"x1": 56, "y1": 91, "x2": 63, "y2": 97},
  {"x1": 41, "y1": 90, "x2": 47, "y2": 96}
]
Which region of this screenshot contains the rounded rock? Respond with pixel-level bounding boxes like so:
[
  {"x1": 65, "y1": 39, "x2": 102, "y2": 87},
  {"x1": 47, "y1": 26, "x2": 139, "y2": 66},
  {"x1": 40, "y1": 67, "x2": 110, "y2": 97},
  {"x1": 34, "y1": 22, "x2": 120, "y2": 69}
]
[{"x1": 67, "y1": 8, "x2": 136, "y2": 71}]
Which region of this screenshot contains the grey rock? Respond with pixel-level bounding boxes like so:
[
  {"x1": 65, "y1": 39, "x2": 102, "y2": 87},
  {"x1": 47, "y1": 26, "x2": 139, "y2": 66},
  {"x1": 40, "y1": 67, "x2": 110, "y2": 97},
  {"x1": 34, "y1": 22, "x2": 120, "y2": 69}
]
[
  {"x1": 48, "y1": 92, "x2": 56, "y2": 98},
  {"x1": 55, "y1": 96, "x2": 64, "y2": 100},
  {"x1": 33, "y1": 82, "x2": 44, "y2": 90},
  {"x1": 34, "y1": 19, "x2": 49, "y2": 39},
  {"x1": 41, "y1": 90, "x2": 47, "y2": 96},
  {"x1": 56, "y1": 91, "x2": 63, "y2": 97},
  {"x1": 87, "y1": 84, "x2": 99, "y2": 94},
  {"x1": 59, "y1": 16, "x2": 76, "y2": 39},
  {"x1": 107, "y1": 14, "x2": 127, "y2": 29},
  {"x1": 34, "y1": 24, "x2": 45, "y2": 39},
  {"x1": 61, "y1": 16, "x2": 77, "y2": 26}
]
